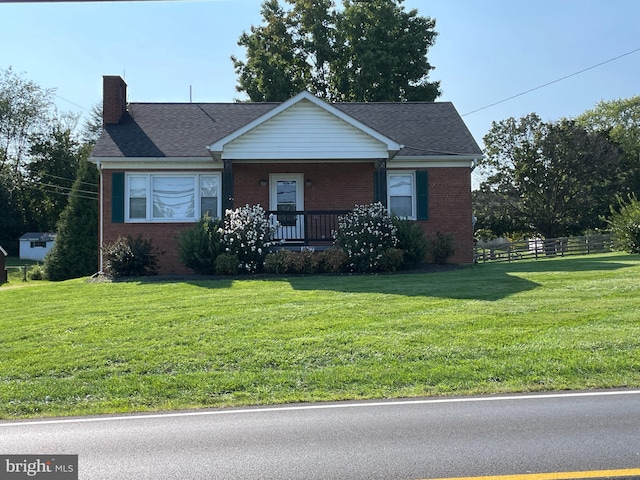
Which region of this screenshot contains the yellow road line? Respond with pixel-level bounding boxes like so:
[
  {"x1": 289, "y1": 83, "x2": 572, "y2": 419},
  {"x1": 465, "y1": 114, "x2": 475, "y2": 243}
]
[{"x1": 424, "y1": 468, "x2": 640, "y2": 480}]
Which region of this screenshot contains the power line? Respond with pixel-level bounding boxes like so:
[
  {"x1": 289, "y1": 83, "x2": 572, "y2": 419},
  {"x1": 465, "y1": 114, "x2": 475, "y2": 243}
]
[
  {"x1": 27, "y1": 180, "x2": 98, "y2": 196},
  {"x1": 22, "y1": 183, "x2": 98, "y2": 201},
  {"x1": 462, "y1": 47, "x2": 640, "y2": 117},
  {"x1": 42, "y1": 172, "x2": 98, "y2": 188},
  {"x1": 54, "y1": 94, "x2": 92, "y2": 113}
]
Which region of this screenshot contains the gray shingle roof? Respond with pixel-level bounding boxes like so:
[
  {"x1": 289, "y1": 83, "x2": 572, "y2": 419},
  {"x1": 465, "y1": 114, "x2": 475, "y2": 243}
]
[{"x1": 91, "y1": 100, "x2": 481, "y2": 159}]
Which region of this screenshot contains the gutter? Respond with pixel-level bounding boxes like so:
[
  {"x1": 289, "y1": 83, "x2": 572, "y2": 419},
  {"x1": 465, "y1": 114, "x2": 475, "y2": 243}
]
[{"x1": 95, "y1": 157, "x2": 104, "y2": 274}]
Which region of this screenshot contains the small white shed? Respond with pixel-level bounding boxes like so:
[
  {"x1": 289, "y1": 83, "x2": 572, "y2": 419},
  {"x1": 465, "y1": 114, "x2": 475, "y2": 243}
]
[{"x1": 19, "y1": 232, "x2": 56, "y2": 262}]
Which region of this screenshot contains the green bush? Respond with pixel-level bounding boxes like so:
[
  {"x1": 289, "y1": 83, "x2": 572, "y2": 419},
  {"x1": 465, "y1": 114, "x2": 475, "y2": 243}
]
[
  {"x1": 393, "y1": 218, "x2": 428, "y2": 269},
  {"x1": 103, "y1": 235, "x2": 159, "y2": 277},
  {"x1": 27, "y1": 263, "x2": 46, "y2": 281},
  {"x1": 430, "y1": 231, "x2": 456, "y2": 264},
  {"x1": 264, "y1": 249, "x2": 320, "y2": 274},
  {"x1": 177, "y1": 215, "x2": 224, "y2": 275},
  {"x1": 215, "y1": 253, "x2": 240, "y2": 275},
  {"x1": 333, "y1": 202, "x2": 398, "y2": 272},
  {"x1": 607, "y1": 194, "x2": 640, "y2": 253},
  {"x1": 263, "y1": 250, "x2": 292, "y2": 274},
  {"x1": 293, "y1": 250, "x2": 319, "y2": 274},
  {"x1": 317, "y1": 248, "x2": 348, "y2": 273},
  {"x1": 378, "y1": 248, "x2": 405, "y2": 272}
]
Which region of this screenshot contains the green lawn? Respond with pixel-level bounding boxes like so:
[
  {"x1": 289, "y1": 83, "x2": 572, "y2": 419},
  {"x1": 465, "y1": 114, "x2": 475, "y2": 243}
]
[{"x1": 1, "y1": 253, "x2": 639, "y2": 419}]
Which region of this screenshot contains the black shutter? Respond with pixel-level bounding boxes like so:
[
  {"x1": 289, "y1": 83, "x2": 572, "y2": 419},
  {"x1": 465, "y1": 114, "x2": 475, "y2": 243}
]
[
  {"x1": 416, "y1": 170, "x2": 429, "y2": 221},
  {"x1": 112, "y1": 172, "x2": 125, "y2": 223},
  {"x1": 373, "y1": 172, "x2": 379, "y2": 203}
]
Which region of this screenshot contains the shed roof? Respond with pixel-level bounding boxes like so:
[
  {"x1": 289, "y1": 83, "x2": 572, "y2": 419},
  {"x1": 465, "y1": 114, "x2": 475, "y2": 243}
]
[{"x1": 19, "y1": 232, "x2": 56, "y2": 241}]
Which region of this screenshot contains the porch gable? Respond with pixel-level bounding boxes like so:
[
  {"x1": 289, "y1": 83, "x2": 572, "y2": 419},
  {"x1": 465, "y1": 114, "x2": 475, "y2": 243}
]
[{"x1": 208, "y1": 92, "x2": 402, "y2": 161}]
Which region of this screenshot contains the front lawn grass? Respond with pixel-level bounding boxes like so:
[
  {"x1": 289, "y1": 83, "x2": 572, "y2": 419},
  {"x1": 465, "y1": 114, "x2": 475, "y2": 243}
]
[{"x1": 1, "y1": 253, "x2": 639, "y2": 419}]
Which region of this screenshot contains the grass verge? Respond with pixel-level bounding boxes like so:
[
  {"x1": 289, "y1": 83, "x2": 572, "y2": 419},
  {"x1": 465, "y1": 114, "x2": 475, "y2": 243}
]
[{"x1": 1, "y1": 252, "x2": 639, "y2": 419}]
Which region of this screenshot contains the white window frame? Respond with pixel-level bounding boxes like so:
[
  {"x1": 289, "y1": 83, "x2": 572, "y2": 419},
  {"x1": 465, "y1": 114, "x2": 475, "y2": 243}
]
[
  {"x1": 387, "y1": 171, "x2": 416, "y2": 220},
  {"x1": 125, "y1": 173, "x2": 222, "y2": 222}
]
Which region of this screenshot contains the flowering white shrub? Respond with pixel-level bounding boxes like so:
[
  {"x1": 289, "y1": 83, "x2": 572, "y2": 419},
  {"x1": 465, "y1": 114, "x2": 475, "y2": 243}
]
[
  {"x1": 333, "y1": 202, "x2": 398, "y2": 272},
  {"x1": 221, "y1": 204, "x2": 278, "y2": 272}
]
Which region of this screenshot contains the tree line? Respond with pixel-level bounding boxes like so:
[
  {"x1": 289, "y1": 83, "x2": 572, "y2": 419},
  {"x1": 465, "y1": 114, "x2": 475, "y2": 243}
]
[
  {"x1": 474, "y1": 97, "x2": 640, "y2": 241},
  {"x1": 0, "y1": 67, "x2": 100, "y2": 279}
]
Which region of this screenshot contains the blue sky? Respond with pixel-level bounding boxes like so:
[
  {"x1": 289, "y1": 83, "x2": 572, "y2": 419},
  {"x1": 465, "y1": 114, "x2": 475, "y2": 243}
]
[{"x1": 2, "y1": 0, "x2": 639, "y2": 174}]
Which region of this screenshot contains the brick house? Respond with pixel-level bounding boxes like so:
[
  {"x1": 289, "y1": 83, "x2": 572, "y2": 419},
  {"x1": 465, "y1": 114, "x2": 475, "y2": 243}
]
[{"x1": 91, "y1": 76, "x2": 482, "y2": 275}]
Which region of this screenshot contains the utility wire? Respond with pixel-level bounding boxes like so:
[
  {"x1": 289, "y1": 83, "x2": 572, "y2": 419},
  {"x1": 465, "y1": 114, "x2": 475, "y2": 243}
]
[
  {"x1": 42, "y1": 172, "x2": 98, "y2": 188},
  {"x1": 54, "y1": 94, "x2": 92, "y2": 113},
  {"x1": 462, "y1": 47, "x2": 640, "y2": 117},
  {"x1": 22, "y1": 183, "x2": 98, "y2": 201},
  {"x1": 27, "y1": 180, "x2": 98, "y2": 197}
]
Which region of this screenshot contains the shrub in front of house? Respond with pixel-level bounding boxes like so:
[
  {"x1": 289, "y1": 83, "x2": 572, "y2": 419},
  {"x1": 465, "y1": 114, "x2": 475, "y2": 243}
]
[
  {"x1": 607, "y1": 194, "x2": 640, "y2": 254},
  {"x1": 317, "y1": 248, "x2": 348, "y2": 273},
  {"x1": 430, "y1": 231, "x2": 456, "y2": 264},
  {"x1": 177, "y1": 215, "x2": 224, "y2": 275},
  {"x1": 393, "y1": 217, "x2": 428, "y2": 269},
  {"x1": 378, "y1": 247, "x2": 405, "y2": 272},
  {"x1": 292, "y1": 249, "x2": 319, "y2": 274},
  {"x1": 263, "y1": 249, "x2": 292, "y2": 274},
  {"x1": 333, "y1": 202, "x2": 398, "y2": 272},
  {"x1": 221, "y1": 204, "x2": 278, "y2": 273},
  {"x1": 103, "y1": 235, "x2": 159, "y2": 277},
  {"x1": 264, "y1": 249, "x2": 320, "y2": 274},
  {"x1": 215, "y1": 253, "x2": 240, "y2": 275}
]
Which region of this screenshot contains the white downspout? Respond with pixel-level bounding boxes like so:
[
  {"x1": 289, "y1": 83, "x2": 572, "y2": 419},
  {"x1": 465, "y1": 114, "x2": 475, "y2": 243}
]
[{"x1": 97, "y1": 159, "x2": 104, "y2": 274}]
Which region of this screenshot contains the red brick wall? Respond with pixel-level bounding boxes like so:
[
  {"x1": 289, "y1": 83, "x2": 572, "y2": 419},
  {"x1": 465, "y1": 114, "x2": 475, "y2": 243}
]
[
  {"x1": 101, "y1": 170, "x2": 213, "y2": 275},
  {"x1": 100, "y1": 163, "x2": 473, "y2": 274},
  {"x1": 233, "y1": 163, "x2": 375, "y2": 210},
  {"x1": 418, "y1": 167, "x2": 473, "y2": 264}
]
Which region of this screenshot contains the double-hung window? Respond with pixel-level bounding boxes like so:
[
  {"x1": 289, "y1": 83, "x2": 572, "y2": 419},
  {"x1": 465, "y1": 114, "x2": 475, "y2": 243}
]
[
  {"x1": 125, "y1": 173, "x2": 221, "y2": 222},
  {"x1": 386, "y1": 171, "x2": 429, "y2": 220},
  {"x1": 128, "y1": 176, "x2": 148, "y2": 219},
  {"x1": 388, "y1": 172, "x2": 416, "y2": 219}
]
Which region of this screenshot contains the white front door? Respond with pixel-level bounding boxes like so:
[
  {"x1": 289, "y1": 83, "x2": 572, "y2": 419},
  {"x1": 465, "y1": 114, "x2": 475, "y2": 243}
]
[{"x1": 270, "y1": 174, "x2": 304, "y2": 241}]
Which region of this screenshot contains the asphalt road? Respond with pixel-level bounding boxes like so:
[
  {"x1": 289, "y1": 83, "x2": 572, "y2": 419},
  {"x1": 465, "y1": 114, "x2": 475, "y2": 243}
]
[{"x1": 1, "y1": 390, "x2": 639, "y2": 480}]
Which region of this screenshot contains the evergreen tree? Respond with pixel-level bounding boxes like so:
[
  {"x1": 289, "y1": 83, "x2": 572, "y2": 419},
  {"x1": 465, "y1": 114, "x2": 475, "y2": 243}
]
[{"x1": 44, "y1": 146, "x2": 99, "y2": 280}]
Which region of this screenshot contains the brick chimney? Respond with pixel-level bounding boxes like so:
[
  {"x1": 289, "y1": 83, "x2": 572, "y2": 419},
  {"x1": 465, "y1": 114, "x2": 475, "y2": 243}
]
[{"x1": 103, "y1": 75, "x2": 127, "y2": 125}]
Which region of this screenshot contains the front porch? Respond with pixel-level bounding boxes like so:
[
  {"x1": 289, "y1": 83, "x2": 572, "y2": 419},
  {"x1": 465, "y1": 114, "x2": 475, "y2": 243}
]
[{"x1": 267, "y1": 210, "x2": 349, "y2": 246}]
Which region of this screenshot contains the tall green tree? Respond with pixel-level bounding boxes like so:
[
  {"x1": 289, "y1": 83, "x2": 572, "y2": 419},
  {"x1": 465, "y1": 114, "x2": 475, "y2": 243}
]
[
  {"x1": 44, "y1": 109, "x2": 101, "y2": 280},
  {"x1": 25, "y1": 122, "x2": 83, "y2": 232},
  {"x1": 478, "y1": 114, "x2": 622, "y2": 238},
  {"x1": 577, "y1": 96, "x2": 640, "y2": 196},
  {"x1": 232, "y1": 0, "x2": 440, "y2": 102},
  {"x1": 232, "y1": 0, "x2": 310, "y2": 102},
  {"x1": 0, "y1": 67, "x2": 55, "y2": 253},
  {"x1": 0, "y1": 67, "x2": 53, "y2": 176},
  {"x1": 331, "y1": 0, "x2": 439, "y2": 101}
]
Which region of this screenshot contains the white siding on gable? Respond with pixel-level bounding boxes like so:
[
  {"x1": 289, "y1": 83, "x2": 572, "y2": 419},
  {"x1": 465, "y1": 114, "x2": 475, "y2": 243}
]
[{"x1": 221, "y1": 99, "x2": 389, "y2": 160}]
